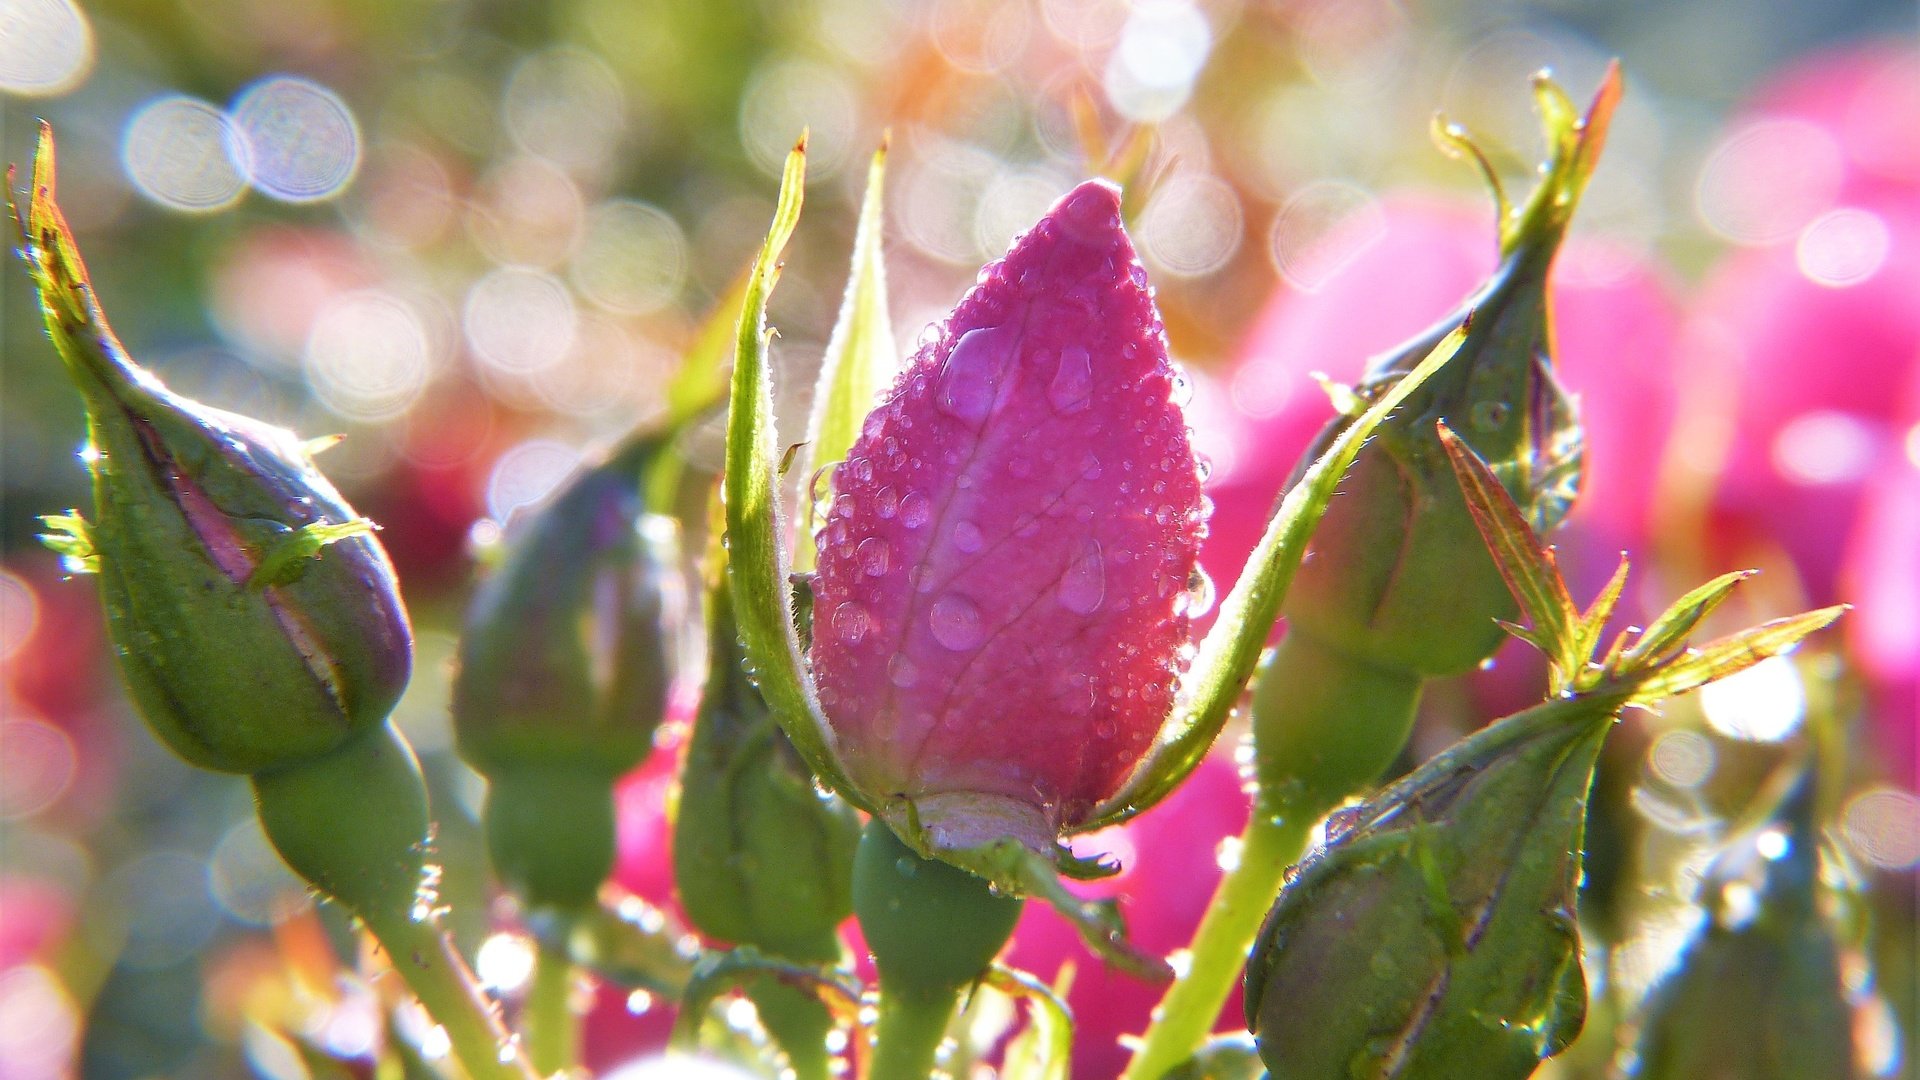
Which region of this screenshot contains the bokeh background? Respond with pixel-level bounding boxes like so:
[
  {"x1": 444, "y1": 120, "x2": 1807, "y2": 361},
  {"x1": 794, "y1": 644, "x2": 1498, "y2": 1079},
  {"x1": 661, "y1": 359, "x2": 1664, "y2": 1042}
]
[{"x1": 1, "y1": 0, "x2": 1915, "y2": 1077}]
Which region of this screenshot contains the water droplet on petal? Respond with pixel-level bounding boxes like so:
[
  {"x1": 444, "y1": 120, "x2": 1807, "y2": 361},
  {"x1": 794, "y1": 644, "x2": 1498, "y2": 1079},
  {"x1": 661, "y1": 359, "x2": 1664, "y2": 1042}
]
[
  {"x1": 833, "y1": 602, "x2": 871, "y2": 645},
  {"x1": 1049, "y1": 345, "x2": 1093, "y2": 414},
  {"x1": 888, "y1": 654, "x2": 919, "y2": 688},
  {"x1": 929, "y1": 593, "x2": 985, "y2": 650},
  {"x1": 857, "y1": 537, "x2": 891, "y2": 577},
  {"x1": 952, "y1": 520, "x2": 984, "y2": 553},
  {"x1": 900, "y1": 490, "x2": 931, "y2": 528},
  {"x1": 1058, "y1": 540, "x2": 1106, "y2": 615},
  {"x1": 875, "y1": 485, "x2": 899, "y2": 519},
  {"x1": 935, "y1": 326, "x2": 1004, "y2": 426}
]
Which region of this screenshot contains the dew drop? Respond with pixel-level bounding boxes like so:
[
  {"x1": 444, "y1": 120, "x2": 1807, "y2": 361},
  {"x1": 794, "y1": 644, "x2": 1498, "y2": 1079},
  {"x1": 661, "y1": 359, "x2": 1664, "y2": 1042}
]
[
  {"x1": 936, "y1": 326, "x2": 1004, "y2": 426},
  {"x1": 888, "y1": 654, "x2": 919, "y2": 688},
  {"x1": 852, "y1": 457, "x2": 874, "y2": 483},
  {"x1": 900, "y1": 490, "x2": 931, "y2": 528},
  {"x1": 929, "y1": 593, "x2": 985, "y2": 650},
  {"x1": 875, "y1": 485, "x2": 899, "y2": 519},
  {"x1": 952, "y1": 520, "x2": 984, "y2": 553},
  {"x1": 832, "y1": 602, "x2": 871, "y2": 645},
  {"x1": 1049, "y1": 345, "x2": 1093, "y2": 414},
  {"x1": 1471, "y1": 400, "x2": 1511, "y2": 431},
  {"x1": 857, "y1": 537, "x2": 891, "y2": 577},
  {"x1": 1058, "y1": 539, "x2": 1106, "y2": 615}
]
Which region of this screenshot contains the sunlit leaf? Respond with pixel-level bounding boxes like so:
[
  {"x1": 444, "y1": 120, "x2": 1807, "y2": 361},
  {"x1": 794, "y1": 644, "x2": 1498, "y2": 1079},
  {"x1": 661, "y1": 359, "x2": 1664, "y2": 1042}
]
[
  {"x1": 991, "y1": 965, "x2": 1075, "y2": 1080},
  {"x1": 1627, "y1": 607, "x2": 1847, "y2": 704},
  {"x1": 721, "y1": 135, "x2": 872, "y2": 812},
  {"x1": 797, "y1": 140, "x2": 896, "y2": 571}
]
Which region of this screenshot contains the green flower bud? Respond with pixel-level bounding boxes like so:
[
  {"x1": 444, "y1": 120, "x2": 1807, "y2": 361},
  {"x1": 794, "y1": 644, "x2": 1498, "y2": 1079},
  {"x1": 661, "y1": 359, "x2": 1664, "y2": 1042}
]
[
  {"x1": 1246, "y1": 692, "x2": 1617, "y2": 1080},
  {"x1": 1279, "y1": 72, "x2": 1613, "y2": 680},
  {"x1": 672, "y1": 578, "x2": 859, "y2": 961},
  {"x1": 1627, "y1": 771, "x2": 1857, "y2": 1079},
  {"x1": 22, "y1": 127, "x2": 410, "y2": 775},
  {"x1": 452, "y1": 435, "x2": 685, "y2": 909}
]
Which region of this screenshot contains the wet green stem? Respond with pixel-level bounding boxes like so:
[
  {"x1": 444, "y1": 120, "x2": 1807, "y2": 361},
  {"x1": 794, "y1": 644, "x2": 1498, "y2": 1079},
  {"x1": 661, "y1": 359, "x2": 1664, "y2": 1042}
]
[
  {"x1": 1123, "y1": 632, "x2": 1421, "y2": 1078},
  {"x1": 869, "y1": 979, "x2": 959, "y2": 1079},
  {"x1": 361, "y1": 908, "x2": 537, "y2": 1080},
  {"x1": 525, "y1": 936, "x2": 579, "y2": 1076}
]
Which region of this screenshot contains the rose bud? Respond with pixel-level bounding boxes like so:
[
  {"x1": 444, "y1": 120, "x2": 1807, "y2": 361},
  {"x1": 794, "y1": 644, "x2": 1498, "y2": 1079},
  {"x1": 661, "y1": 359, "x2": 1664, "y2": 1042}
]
[
  {"x1": 453, "y1": 433, "x2": 685, "y2": 910},
  {"x1": 20, "y1": 126, "x2": 410, "y2": 777},
  {"x1": 809, "y1": 177, "x2": 1206, "y2": 853},
  {"x1": 673, "y1": 537, "x2": 860, "y2": 1080},
  {"x1": 1245, "y1": 689, "x2": 1614, "y2": 1080},
  {"x1": 1250, "y1": 70, "x2": 1617, "y2": 816},
  {"x1": 1628, "y1": 770, "x2": 1858, "y2": 1079}
]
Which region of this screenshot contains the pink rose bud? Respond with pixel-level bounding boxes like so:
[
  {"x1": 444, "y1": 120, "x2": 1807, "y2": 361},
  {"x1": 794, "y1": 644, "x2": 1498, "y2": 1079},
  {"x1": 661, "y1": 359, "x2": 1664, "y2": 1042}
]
[{"x1": 808, "y1": 179, "x2": 1206, "y2": 851}]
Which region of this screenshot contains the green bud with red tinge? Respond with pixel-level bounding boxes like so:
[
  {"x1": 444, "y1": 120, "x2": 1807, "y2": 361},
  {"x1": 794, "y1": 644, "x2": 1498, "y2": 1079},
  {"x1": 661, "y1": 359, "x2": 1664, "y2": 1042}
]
[
  {"x1": 1250, "y1": 69, "x2": 1616, "y2": 810},
  {"x1": 1276, "y1": 70, "x2": 1614, "y2": 683},
  {"x1": 452, "y1": 434, "x2": 685, "y2": 909},
  {"x1": 1245, "y1": 692, "x2": 1617, "y2": 1080},
  {"x1": 20, "y1": 126, "x2": 411, "y2": 777},
  {"x1": 672, "y1": 576, "x2": 859, "y2": 961},
  {"x1": 1626, "y1": 771, "x2": 1858, "y2": 1080}
]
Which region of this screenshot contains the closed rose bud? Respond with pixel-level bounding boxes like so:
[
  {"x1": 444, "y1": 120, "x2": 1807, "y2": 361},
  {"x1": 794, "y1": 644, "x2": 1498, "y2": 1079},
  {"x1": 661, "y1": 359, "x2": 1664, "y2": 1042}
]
[
  {"x1": 23, "y1": 128, "x2": 410, "y2": 776},
  {"x1": 1245, "y1": 693, "x2": 1616, "y2": 1080},
  {"x1": 808, "y1": 179, "x2": 1205, "y2": 852},
  {"x1": 1628, "y1": 772, "x2": 1858, "y2": 1079},
  {"x1": 673, "y1": 575, "x2": 859, "y2": 960},
  {"x1": 453, "y1": 435, "x2": 685, "y2": 909}
]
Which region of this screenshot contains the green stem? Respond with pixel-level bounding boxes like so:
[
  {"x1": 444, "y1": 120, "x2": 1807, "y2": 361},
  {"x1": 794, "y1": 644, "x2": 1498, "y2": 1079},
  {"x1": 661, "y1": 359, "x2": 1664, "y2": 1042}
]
[
  {"x1": 1122, "y1": 632, "x2": 1421, "y2": 1079},
  {"x1": 362, "y1": 908, "x2": 537, "y2": 1080},
  {"x1": 868, "y1": 979, "x2": 959, "y2": 1080},
  {"x1": 524, "y1": 936, "x2": 579, "y2": 1076}
]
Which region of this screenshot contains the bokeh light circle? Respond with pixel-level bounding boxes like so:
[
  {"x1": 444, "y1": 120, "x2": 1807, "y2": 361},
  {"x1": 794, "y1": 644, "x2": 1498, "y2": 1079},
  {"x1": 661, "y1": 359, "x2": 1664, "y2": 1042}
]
[
  {"x1": 1695, "y1": 118, "x2": 1842, "y2": 246},
  {"x1": 1795, "y1": 207, "x2": 1891, "y2": 288},
  {"x1": 486, "y1": 439, "x2": 582, "y2": 523},
  {"x1": 1842, "y1": 787, "x2": 1920, "y2": 871},
  {"x1": 121, "y1": 95, "x2": 249, "y2": 212},
  {"x1": 0, "y1": 716, "x2": 75, "y2": 819},
  {"x1": 231, "y1": 76, "x2": 361, "y2": 202},
  {"x1": 740, "y1": 59, "x2": 856, "y2": 179},
  {"x1": 1698, "y1": 654, "x2": 1806, "y2": 742},
  {"x1": 0, "y1": 0, "x2": 94, "y2": 95},
  {"x1": 304, "y1": 289, "x2": 433, "y2": 422},
  {"x1": 463, "y1": 267, "x2": 578, "y2": 376},
  {"x1": 1105, "y1": 0, "x2": 1211, "y2": 121},
  {"x1": 1268, "y1": 180, "x2": 1386, "y2": 292},
  {"x1": 572, "y1": 200, "x2": 687, "y2": 315},
  {"x1": 1140, "y1": 172, "x2": 1243, "y2": 278}
]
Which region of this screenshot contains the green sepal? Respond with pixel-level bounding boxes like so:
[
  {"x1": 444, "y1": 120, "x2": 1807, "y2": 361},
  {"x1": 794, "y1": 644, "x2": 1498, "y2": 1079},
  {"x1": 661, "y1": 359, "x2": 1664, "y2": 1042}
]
[
  {"x1": 796, "y1": 139, "x2": 896, "y2": 572},
  {"x1": 666, "y1": 946, "x2": 863, "y2": 1057},
  {"x1": 529, "y1": 894, "x2": 697, "y2": 998},
  {"x1": 1165, "y1": 1034, "x2": 1266, "y2": 1080},
  {"x1": 37, "y1": 510, "x2": 97, "y2": 573},
  {"x1": 720, "y1": 133, "x2": 873, "y2": 814},
  {"x1": 991, "y1": 965, "x2": 1075, "y2": 1080},
  {"x1": 877, "y1": 798, "x2": 1170, "y2": 983},
  {"x1": 1440, "y1": 425, "x2": 1846, "y2": 700},
  {"x1": 1080, "y1": 325, "x2": 1467, "y2": 831},
  {"x1": 246, "y1": 518, "x2": 378, "y2": 589}
]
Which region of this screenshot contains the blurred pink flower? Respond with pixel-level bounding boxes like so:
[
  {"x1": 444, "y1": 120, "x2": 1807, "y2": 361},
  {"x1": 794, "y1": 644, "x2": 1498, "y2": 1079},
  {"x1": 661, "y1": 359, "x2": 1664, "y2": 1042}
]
[
  {"x1": 810, "y1": 180, "x2": 1206, "y2": 849},
  {"x1": 1005, "y1": 750, "x2": 1248, "y2": 1080},
  {"x1": 1738, "y1": 40, "x2": 1920, "y2": 205},
  {"x1": 1202, "y1": 194, "x2": 1682, "y2": 605}
]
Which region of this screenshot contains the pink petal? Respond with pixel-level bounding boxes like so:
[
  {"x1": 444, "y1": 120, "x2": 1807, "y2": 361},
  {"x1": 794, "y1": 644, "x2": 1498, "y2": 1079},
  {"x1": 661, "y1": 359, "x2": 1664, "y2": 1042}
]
[{"x1": 810, "y1": 180, "x2": 1204, "y2": 834}]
